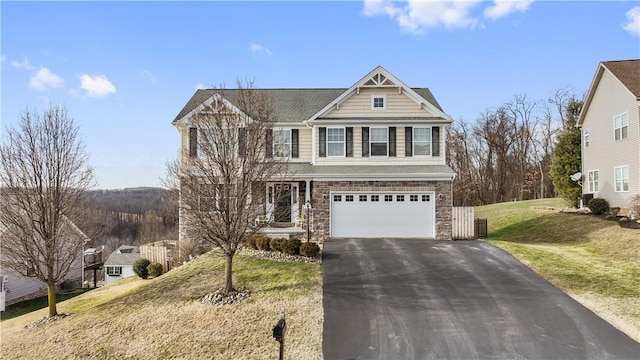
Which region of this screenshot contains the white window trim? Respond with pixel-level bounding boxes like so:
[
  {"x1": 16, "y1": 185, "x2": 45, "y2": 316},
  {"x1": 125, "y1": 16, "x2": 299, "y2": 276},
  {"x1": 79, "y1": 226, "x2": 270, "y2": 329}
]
[
  {"x1": 584, "y1": 128, "x2": 590, "y2": 148},
  {"x1": 327, "y1": 127, "x2": 346, "y2": 158},
  {"x1": 614, "y1": 112, "x2": 628, "y2": 141},
  {"x1": 413, "y1": 126, "x2": 432, "y2": 157},
  {"x1": 614, "y1": 165, "x2": 629, "y2": 192},
  {"x1": 587, "y1": 169, "x2": 599, "y2": 193},
  {"x1": 273, "y1": 128, "x2": 292, "y2": 159},
  {"x1": 370, "y1": 126, "x2": 389, "y2": 157},
  {"x1": 371, "y1": 95, "x2": 387, "y2": 110}
]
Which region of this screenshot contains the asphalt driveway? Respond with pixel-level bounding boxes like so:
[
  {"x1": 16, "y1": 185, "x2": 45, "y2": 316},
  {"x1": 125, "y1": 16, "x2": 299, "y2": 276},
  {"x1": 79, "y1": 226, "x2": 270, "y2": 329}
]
[{"x1": 322, "y1": 238, "x2": 640, "y2": 360}]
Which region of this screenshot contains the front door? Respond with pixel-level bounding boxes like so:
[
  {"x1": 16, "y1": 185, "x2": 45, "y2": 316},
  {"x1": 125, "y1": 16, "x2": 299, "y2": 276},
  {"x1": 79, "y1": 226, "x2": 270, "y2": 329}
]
[{"x1": 274, "y1": 184, "x2": 292, "y2": 222}]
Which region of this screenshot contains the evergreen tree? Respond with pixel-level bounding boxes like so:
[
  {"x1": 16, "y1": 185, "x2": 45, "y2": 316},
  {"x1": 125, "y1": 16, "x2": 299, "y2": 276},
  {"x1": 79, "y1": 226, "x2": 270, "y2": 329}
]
[{"x1": 550, "y1": 99, "x2": 583, "y2": 207}]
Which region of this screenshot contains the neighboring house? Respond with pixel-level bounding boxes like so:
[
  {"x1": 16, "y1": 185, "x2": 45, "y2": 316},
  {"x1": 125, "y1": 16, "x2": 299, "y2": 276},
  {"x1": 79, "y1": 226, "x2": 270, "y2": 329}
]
[
  {"x1": 104, "y1": 245, "x2": 140, "y2": 286},
  {"x1": 172, "y1": 66, "x2": 455, "y2": 240},
  {"x1": 577, "y1": 59, "x2": 640, "y2": 214},
  {"x1": 0, "y1": 219, "x2": 88, "y2": 306}
]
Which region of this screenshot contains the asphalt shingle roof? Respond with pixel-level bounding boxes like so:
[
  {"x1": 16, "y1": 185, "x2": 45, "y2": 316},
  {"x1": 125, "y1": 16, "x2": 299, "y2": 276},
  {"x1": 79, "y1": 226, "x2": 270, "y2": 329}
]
[
  {"x1": 603, "y1": 59, "x2": 640, "y2": 99},
  {"x1": 285, "y1": 163, "x2": 455, "y2": 177},
  {"x1": 172, "y1": 88, "x2": 443, "y2": 124}
]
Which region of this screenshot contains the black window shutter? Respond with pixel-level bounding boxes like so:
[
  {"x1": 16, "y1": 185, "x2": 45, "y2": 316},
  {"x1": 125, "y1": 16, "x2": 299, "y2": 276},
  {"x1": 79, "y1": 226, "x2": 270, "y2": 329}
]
[
  {"x1": 189, "y1": 128, "x2": 198, "y2": 157},
  {"x1": 266, "y1": 130, "x2": 273, "y2": 158},
  {"x1": 432, "y1": 126, "x2": 440, "y2": 156},
  {"x1": 346, "y1": 127, "x2": 353, "y2": 157},
  {"x1": 362, "y1": 127, "x2": 369, "y2": 157},
  {"x1": 389, "y1": 127, "x2": 396, "y2": 157},
  {"x1": 405, "y1": 127, "x2": 413, "y2": 157},
  {"x1": 319, "y1": 127, "x2": 326, "y2": 157},
  {"x1": 238, "y1": 127, "x2": 246, "y2": 156},
  {"x1": 291, "y1": 129, "x2": 299, "y2": 158}
]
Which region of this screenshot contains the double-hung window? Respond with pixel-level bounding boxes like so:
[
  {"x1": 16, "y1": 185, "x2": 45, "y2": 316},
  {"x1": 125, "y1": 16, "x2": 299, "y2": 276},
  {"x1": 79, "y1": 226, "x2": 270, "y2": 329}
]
[
  {"x1": 273, "y1": 129, "x2": 291, "y2": 158},
  {"x1": 370, "y1": 127, "x2": 388, "y2": 156},
  {"x1": 614, "y1": 113, "x2": 628, "y2": 141},
  {"x1": 614, "y1": 166, "x2": 629, "y2": 192},
  {"x1": 413, "y1": 127, "x2": 432, "y2": 156},
  {"x1": 587, "y1": 170, "x2": 599, "y2": 193},
  {"x1": 327, "y1": 128, "x2": 345, "y2": 157}
]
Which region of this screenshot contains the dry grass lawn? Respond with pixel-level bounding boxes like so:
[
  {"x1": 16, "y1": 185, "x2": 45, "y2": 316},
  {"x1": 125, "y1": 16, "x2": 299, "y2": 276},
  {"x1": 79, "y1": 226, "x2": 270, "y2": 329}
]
[{"x1": 0, "y1": 253, "x2": 323, "y2": 359}]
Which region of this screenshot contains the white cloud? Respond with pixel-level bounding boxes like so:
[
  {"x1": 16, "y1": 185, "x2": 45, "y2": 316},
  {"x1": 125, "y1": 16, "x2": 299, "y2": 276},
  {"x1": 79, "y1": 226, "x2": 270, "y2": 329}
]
[
  {"x1": 10, "y1": 58, "x2": 35, "y2": 70},
  {"x1": 195, "y1": 83, "x2": 205, "y2": 90},
  {"x1": 139, "y1": 69, "x2": 157, "y2": 83},
  {"x1": 29, "y1": 67, "x2": 64, "y2": 91},
  {"x1": 79, "y1": 74, "x2": 116, "y2": 98},
  {"x1": 623, "y1": 6, "x2": 640, "y2": 37},
  {"x1": 250, "y1": 43, "x2": 273, "y2": 56},
  {"x1": 484, "y1": 0, "x2": 533, "y2": 19},
  {"x1": 362, "y1": 0, "x2": 534, "y2": 34}
]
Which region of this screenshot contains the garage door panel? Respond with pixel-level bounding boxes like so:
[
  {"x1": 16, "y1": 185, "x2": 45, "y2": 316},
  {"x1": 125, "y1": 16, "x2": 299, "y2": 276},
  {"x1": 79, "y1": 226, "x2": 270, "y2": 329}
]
[{"x1": 331, "y1": 192, "x2": 434, "y2": 238}]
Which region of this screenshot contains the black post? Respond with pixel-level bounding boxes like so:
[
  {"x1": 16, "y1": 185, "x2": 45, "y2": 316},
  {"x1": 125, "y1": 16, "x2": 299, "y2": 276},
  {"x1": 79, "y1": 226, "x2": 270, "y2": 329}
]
[
  {"x1": 306, "y1": 204, "x2": 310, "y2": 242},
  {"x1": 272, "y1": 308, "x2": 286, "y2": 360}
]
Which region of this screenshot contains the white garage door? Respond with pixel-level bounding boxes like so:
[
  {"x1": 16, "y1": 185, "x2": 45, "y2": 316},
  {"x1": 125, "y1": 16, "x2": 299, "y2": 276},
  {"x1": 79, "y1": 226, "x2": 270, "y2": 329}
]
[{"x1": 330, "y1": 192, "x2": 435, "y2": 238}]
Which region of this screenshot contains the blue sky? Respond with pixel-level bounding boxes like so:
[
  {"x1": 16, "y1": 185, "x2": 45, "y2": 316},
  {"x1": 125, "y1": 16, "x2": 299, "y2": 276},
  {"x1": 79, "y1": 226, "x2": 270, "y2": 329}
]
[{"x1": 2, "y1": 1, "x2": 639, "y2": 189}]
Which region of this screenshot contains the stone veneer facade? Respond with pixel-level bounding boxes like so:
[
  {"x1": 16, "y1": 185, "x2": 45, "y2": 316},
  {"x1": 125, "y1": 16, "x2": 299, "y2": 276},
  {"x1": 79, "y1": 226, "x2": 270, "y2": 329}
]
[{"x1": 309, "y1": 180, "x2": 453, "y2": 241}]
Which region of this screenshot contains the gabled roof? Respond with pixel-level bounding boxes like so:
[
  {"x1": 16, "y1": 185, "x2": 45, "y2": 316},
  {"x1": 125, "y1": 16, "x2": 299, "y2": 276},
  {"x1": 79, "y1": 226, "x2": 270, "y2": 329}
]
[
  {"x1": 308, "y1": 66, "x2": 451, "y2": 123},
  {"x1": 105, "y1": 245, "x2": 140, "y2": 266},
  {"x1": 577, "y1": 59, "x2": 640, "y2": 126},
  {"x1": 172, "y1": 67, "x2": 447, "y2": 124}
]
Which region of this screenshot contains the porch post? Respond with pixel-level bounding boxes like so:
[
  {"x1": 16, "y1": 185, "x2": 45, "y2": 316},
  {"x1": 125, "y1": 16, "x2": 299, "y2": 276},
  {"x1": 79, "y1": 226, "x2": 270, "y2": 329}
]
[{"x1": 305, "y1": 179, "x2": 311, "y2": 202}]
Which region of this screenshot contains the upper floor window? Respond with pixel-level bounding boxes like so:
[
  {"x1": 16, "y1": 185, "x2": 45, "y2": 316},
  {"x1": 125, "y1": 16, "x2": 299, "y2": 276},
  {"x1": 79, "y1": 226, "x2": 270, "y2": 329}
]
[
  {"x1": 584, "y1": 128, "x2": 590, "y2": 148},
  {"x1": 273, "y1": 129, "x2": 291, "y2": 158},
  {"x1": 413, "y1": 127, "x2": 432, "y2": 156},
  {"x1": 614, "y1": 113, "x2": 628, "y2": 141},
  {"x1": 587, "y1": 170, "x2": 599, "y2": 193},
  {"x1": 371, "y1": 95, "x2": 387, "y2": 110},
  {"x1": 327, "y1": 128, "x2": 345, "y2": 157},
  {"x1": 370, "y1": 127, "x2": 388, "y2": 156},
  {"x1": 614, "y1": 165, "x2": 629, "y2": 192}
]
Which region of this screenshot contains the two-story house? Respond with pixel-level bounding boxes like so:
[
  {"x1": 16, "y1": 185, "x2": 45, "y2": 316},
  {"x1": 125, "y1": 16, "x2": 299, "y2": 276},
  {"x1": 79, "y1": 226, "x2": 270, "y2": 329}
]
[
  {"x1": 577, "y1": 59, "x2": 640, "y2": 214},
  {"x1": 172, "y1": 66, "x2": 455, "y2": 240}
]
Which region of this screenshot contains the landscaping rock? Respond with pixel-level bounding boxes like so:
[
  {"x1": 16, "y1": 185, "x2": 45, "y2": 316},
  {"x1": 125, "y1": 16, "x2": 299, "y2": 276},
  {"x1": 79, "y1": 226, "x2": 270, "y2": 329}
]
[
  {"x1": 25, "y1": 313, "x2": 70, "y2": 329},
  {"x1": 201, "y1": 288, "x2": 251, "y2": 306},
  {"x1": 238, "y1": 247, "x2": 322, "y2": 264}
]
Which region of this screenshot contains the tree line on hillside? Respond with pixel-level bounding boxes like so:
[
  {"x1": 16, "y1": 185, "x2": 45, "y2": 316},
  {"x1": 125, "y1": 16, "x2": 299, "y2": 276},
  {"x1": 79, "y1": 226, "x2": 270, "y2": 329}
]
[{"x1": 447, "y1": 88, "x2": 582, "y2": 206}]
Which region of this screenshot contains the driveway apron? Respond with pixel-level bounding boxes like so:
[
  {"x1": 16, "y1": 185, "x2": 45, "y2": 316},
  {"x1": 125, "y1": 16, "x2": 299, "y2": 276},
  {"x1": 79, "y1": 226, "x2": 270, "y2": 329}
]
[{"x1": 322, "y1": 238, "x2": 640, "y2": 360}]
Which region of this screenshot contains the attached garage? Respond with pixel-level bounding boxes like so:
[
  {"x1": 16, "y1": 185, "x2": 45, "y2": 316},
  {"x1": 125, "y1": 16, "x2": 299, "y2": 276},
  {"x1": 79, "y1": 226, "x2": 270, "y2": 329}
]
[{"x1": 330, "y1": 192, "x2": 435, "y2": 238}]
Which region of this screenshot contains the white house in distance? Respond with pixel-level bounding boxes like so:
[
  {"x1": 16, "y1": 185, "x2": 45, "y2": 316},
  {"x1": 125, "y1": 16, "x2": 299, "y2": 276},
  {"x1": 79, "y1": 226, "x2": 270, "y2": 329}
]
[
  {"x1": 104, "y1": 245, "x2": 140, "y2": 286},
  {"x1": 0, "y1": 220, "x2": 87, "y2": 307},
  {"x1": 577, "y1": 59, "x2": 640, "y2": 215},
  {"x1": 172, "y1": 66, "x2": 456, "y2": 241}
]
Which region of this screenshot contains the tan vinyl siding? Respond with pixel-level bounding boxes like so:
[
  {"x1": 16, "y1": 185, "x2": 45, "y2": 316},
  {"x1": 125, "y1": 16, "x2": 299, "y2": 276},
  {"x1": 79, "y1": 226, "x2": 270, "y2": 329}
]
[
  {"x1": 297, "y1": 127, "x2": 313, "y2": 162},
  {"x1": 314, "y1": 125, "x2": 446, "y2": 166},
  {"x1": 325, "y1": 88, "x2": 434, "y2": 118},
  {"x1": 581, "y1": 70, "x2": 640, "y2": 208}
]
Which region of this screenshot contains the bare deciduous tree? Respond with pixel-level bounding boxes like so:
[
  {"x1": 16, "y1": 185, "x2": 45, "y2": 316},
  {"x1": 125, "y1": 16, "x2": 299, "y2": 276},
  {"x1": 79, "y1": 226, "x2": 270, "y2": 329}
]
[
  {"x1": 0, "y1": 104, "x2": 95, "y2": 317},
  {"x1": 165, "y1": 83, "x2": 286, "y2": 294}
]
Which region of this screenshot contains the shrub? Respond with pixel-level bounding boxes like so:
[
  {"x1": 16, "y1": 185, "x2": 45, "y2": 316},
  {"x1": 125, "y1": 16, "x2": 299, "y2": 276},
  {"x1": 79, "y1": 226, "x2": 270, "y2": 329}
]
[
  {"x1": 133, "y1": 258, "x2": 151, "y2": 279},
  {"x1": 270, "y1": 238, "x2": 284, "y2": 252},
  {"x1": 244, "y1": 235, "x2": 258, "y2": 250},
  {"x1": 300, "y1": 242, "x2": 320, "y2": 258},
  {"x1": 147, "y1": 262, "x2": 163, "y2": 277},
  {"x1": 281, "y1": 238, "x2": 302, "y2": 256},
  {"x1": 256, "y1": 236, "x2": 272, "y2": 251},
  {"x1": 588, "y1": 198, "x2": 609, "y2": 215}
]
